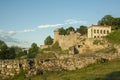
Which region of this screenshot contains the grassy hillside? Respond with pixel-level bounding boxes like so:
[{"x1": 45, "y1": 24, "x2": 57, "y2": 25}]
[
  {"x1": 9, "y1": 57, "x2": 120, "y2": 80},
  {"x1": 107, "y1": 30, "x2": 120, "y2": 44}
]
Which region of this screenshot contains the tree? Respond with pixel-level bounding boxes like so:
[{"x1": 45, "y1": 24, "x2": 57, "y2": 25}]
[
  {"x1": 76, "y1": 25, "x2": 87, "y2": 35},
  {"x1": 8, "y1": 47, "x2": 16, "y2": 59},
  {"x1": 58, "y1": 27, "x2": 66, "y2": 35},
  {"x1": 66, "y1": 27, "x2": 75, "y2": 35},
  {"x1": 11, "y1": 46, "x2": 27, "y2": 59},
  {"x1": 44, "y1": 36, "x2": 53, "y2": 45},
  {"x1": 98, "y1": 15, "x2": 120, "y2": 30},
  {"x1": 28, "y1": 43, "x2": 39, "y2": 58},
  {"x1": 0, "y1": 40, "x2": 9, "y2": 59},
  {"x1": 0, "y1": 40, "x2": 16, "y2": 59},
  {"x1": 98, "y1": 15, "x2": 114, "y2": 26},
  {"x1": 112, "y1": 18, "x2": 120, "y2": 29}
]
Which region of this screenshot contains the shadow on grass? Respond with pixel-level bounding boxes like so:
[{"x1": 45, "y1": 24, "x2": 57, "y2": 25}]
[{"x1": 95, "y1": 71, "x2": 120, "y2": 80}]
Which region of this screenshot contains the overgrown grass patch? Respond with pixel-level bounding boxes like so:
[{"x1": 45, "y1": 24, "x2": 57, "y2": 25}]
[
  {"x1": 95, "y1": 47, "x2": 118, "y2": 54},
  {"x1": 29, "y1": 58, "x2": 120, "y2": 80}
]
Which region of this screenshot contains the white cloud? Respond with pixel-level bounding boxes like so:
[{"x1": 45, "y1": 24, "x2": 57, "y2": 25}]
[
  {"x1": 37, "y1": 19, "x2": 86, "y2": 29},
  {"x1": 38, "y1": 24, "x2": 63, "y2": 28},
  {"x1": 8, "y1": 31, "x2": 17, "y2": 36},
  {"x1": 0, "y1": 30, "x2": 31, "y2": 48},
  {"x1": 21, "y1": 29, "x2": 36, "y2": 33},
  {"x1": 64, "y1": 19, "x2": 86, "y2": 25},
  {"x1": 7, "y1": 29, "x2": 36, "y2": 36}
]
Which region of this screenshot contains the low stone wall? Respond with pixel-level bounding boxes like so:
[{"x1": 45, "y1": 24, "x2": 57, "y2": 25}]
[
  {"x1": 0, "y1": 52, "x2": 120, "y2": 79},
  {"x1": 37, "y1": 57, "x2": 97, "y2": 72},
  {"x1": 40, "y1": 45, "x2": 52, "y2": 49},
  {"x1": 0, "y1": 59, "x2": 30, "y2": 79}
]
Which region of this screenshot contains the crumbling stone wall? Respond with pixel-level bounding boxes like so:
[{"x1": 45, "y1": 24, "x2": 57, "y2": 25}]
[
  {"x1": 0, "y1": 59, "x2": 30, "y2": 80},
  {"x1": 54, "y1": 30, "x2": 84, "y2": 50},
  {"x1": 0, "y1": 52, "x2": 120, "y2": 80},
  {"x1": 53, "y1": 29, "x2": 108, "y2": 54}
]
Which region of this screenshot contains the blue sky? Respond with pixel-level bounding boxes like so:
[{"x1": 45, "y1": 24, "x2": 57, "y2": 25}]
[{"x1": 0, "y1": 0, "x2": 120, "y2": 47}]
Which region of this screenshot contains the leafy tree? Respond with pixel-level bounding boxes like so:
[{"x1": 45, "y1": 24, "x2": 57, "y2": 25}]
[
  {"x1": 0, "y1": 40, "x2": 16, "y2": 59},
  {"x1": 98, "y1": 15, "x2": 114, "y2": 26},
  {"x1": 58, "y1": 27, "x2": 66, "y2": 35},
  {"x1": 98, "y1": 15, "x2": 120, "y2": 30},
  {"x1": 44, "y1": 36, "x2": 53, "y2": 45},
  {"x1": 112, "y1": 18, "x2": 120, "y2": 29},
  {"x1": 66, "y1": 27, "x2": 75, "y2": 35},
  {"x1": 0, "y1": 40, "x2": 9, "y2": 59},
  {"x1": 0, "y1": 40, "x2": 7, "y2": 49},
  {"x1": 28, "y1": 43, "x2": 39, "y2": 58},
  {"x1": 76, "y1": 25, "x2": 87, "y2": 35},
  {"x1": 8, "y1": 47, "x2": 16, "y2": 59},
  {"x1": 11, "y1": 46, "x2": 27, "y2": 59}
]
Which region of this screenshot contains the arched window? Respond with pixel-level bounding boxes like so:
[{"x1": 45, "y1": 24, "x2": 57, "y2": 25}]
[
  {"x1": 94, "y1": 36, "x2": 96, "y2": 38},
  {"x1": 100, "y1": 30, "x2": 102, "y2": 34},
  {"x1": 104, "y1": 30, "x2": 106, "y2": 34},
  {"x1": 107, "y1": 30, "x2": 109, "y2": 34},
  {"x1": 94, "y1": 29, "x2": 96, "y2": 33},
  {"x1": 97, "y1": 30, "x2": 99, "y2": 34}
]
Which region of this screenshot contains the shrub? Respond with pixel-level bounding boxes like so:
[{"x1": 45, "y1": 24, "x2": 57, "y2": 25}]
[
  {"x1": 93, "y1": 40, "x2": 104, "y2": 45},
  {"x1": 51, "y1": 41, "x2": 61, "y2": 50}
]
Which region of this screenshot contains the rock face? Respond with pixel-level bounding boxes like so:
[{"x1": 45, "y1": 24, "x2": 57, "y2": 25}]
[{"x1": 0, "y1": 52, "x2": 120, "y2": 80}]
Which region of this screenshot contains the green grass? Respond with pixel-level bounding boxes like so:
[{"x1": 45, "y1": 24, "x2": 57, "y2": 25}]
[
  {"x1": 95, "y1": 47, "x2": 118, "y2": 54},
  {"x1": 107, "y1": 30, "x2": 120, "y2": 44},
  {"x1": 9, "y1": 57, "x2": 120, "y2": 80}
]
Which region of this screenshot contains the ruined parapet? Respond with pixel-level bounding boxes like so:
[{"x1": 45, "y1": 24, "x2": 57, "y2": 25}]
[{"x1": 40, "y1": 45, "x2": 52, "y2": 49}]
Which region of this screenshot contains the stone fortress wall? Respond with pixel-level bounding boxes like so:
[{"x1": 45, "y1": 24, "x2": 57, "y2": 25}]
[
  {"x1": 53, "y1": 26, "x2": 110, "y2": 54},
  {"x1": 54, "y1": 30, "x2": 85, "y2": 50},
  {"x1": 0, "y1": 52, "x2": 120, "y2": 79}
]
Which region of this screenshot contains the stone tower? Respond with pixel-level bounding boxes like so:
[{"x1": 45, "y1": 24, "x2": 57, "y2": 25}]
[{"x1": 54, "y1": 28, "x2": 60, "y2": 43}]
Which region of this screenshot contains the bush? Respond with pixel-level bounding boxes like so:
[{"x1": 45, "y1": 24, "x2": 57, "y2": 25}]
[
  {"x1": 51, "y1": 41, "x2": 61, "y2": 50},
  {"x1": 93, "y1": 40, "x2": 104, "y2": 45}
]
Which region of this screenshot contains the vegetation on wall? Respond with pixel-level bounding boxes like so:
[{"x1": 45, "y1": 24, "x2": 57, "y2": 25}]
[
  {"x1": 76, "y1": 25, "x2": 87, "y2": 35},
  {"x1": 42, "y1": 41, "x2": 61, "y2": 51},
  {"x1": 58, "y1": 25, "x2": 87, "y2": 35},
  {"x1": 58, "y1": 27, "x2": 75, "y2": 35},
  {"x1": 93, "y1": 40, "x2": 105, "y2": 45}
]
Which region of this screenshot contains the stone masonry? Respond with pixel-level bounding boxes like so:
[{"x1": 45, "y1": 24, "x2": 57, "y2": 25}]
[{"x1": 0, "y1": 52, "x2": 120, "y2": 80}]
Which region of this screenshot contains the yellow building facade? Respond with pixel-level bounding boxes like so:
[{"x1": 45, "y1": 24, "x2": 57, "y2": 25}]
[{"x1": 88, "y1": 25, "x2": 111, "y2": 38}]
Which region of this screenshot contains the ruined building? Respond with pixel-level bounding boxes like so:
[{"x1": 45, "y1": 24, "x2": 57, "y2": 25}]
[{"x1": 53, "y1": 25, "x2": 111, "y2": 54}]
